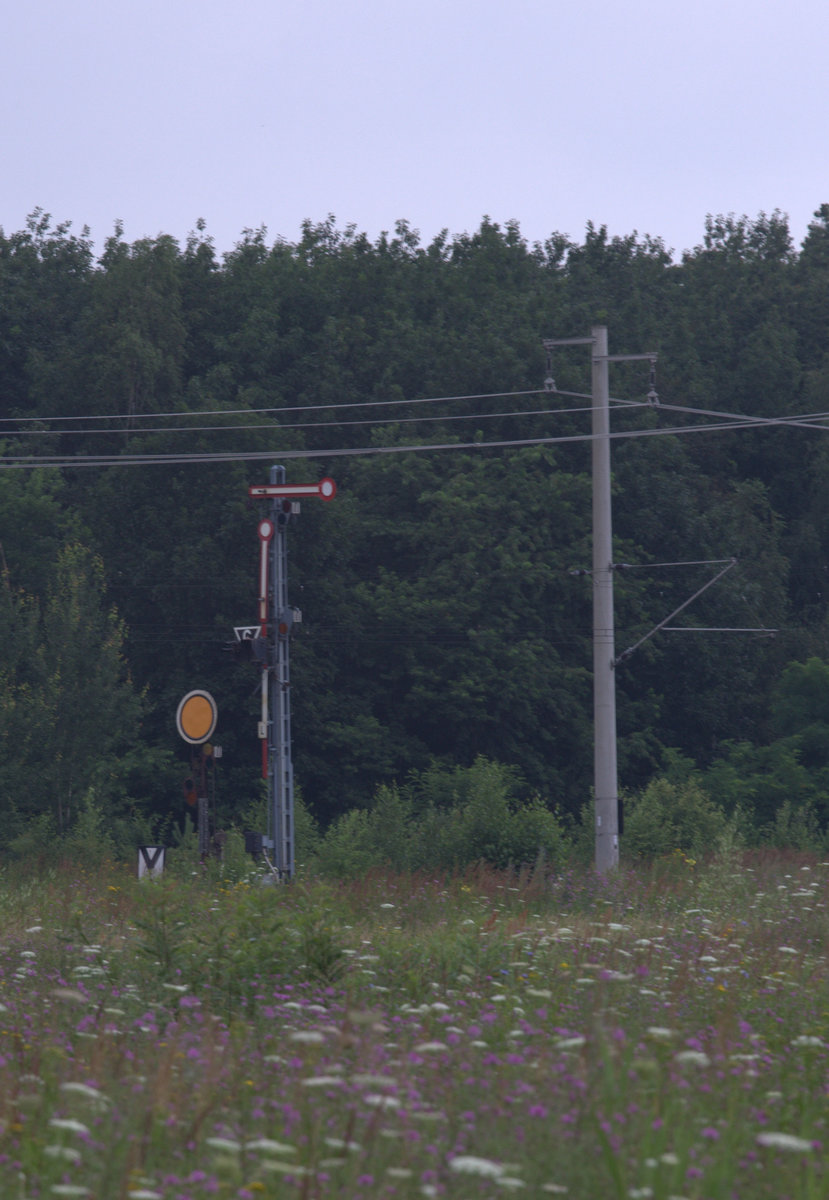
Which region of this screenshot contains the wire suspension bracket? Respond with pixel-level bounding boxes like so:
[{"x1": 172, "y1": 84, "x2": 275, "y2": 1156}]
[{"x1": 612, "y1": 557, "x2": 778, "y2": 666}]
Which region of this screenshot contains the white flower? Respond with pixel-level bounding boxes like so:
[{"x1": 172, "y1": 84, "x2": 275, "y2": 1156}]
[
  {"x1": 59, "y1": 1082, "x2": 110, "y2": 1107},
  {"x1": 205, "y1": 1136, "x2": 242, "y2": 1153},
  {"x1": 246, "y1": 1138, "x2": 297, "y2": 1155},
  {"x1": 45, "y1": 1146, "x2": 83, "y2": 1163},
  {"x1": 288, "y1": 1030, "x2": 325, "y2": 1044},
  {"x1": 450, "y1": 1155, "x2": 505, "y2": 1178},
  {"x1": 414, "y1": 1041, "x2": 448, "y2": 1053},
  {"x1": 49, "y1": 1118, "x2": 89, "y2": 1135},
  {"x1": 365, "y1": 1093, "x2": 401, "y2": 1109},
  {"x1": 675, "y1": 1050, "x2": 711, "y2": 1068},
  {"x1": 555, "y1": 1036, "x2": 587, "y2": 1051},
  {"x1": 51, "y1": 989, "x2": 87, "y2": 1005},
  {"x1": 323, "y1": 1137, "x2": 361, "y2": 1152},
  {"x1": 756, "y1": 1131, "x2": 813, "y2": 1152}
]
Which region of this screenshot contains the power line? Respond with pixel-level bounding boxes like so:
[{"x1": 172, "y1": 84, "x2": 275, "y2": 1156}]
[
  {"x1": 0, "y1": 401, "x2": 610, "y2": 438},
  {"x1": 2, "y1": 392, "x2": 828, "y2": 471},
  {"x1": 0, "y1": 387, "x2": 583, "y2": 426},
  {"x1": 655, "y1": 399, "x2": 829, "y2": 431},
  {"x1": 1, "y1": 405, "x2": 826, "y2": 470}
]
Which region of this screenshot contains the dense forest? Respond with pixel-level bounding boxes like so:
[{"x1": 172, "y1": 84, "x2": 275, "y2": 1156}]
[{"x1": 3, "y1": 204, "x2": 829, "y2": 851}]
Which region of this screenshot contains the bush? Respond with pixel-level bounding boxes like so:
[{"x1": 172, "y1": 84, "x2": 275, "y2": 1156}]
[
  {"x1": 763, "y1": 797, "x2": 826, "y2": 852},
  {"x1": 312, "y1": 758, "x2": 570, "y2": 875},
  {"x1": 313, "y1": 785, "x2": 416, "y2": 876},
  {"x1": 5, "y1": 790, "x2": 122, "y2": 867},
  {"x1": 622, "y1": 776, "x2": 727, "y2": 861}
]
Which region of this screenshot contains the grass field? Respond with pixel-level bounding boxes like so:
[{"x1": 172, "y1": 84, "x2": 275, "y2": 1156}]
[{"x1": 0, "y1": 843, "x2": 826, "y2": 1199}]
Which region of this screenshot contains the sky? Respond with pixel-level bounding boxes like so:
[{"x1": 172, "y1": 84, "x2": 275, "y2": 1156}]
[{"x1": 3, "y1": 0, "x2": 828, "y2": 261}]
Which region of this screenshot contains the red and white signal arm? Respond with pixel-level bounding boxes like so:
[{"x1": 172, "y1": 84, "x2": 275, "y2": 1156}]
[
  {"x1": 248, "y1": 477, "x2": 337, "y2": 501},
  {"x1": 176, "y1": 690, "x2": 218, "y2": 745}
]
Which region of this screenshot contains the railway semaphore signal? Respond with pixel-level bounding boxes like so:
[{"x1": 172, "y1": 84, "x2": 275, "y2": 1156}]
[{"x1": 239, "y1": 467, "x2": 336, "y2": 879}]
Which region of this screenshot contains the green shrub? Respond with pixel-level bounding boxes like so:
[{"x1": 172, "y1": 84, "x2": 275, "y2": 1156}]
[
  {"x1": 165, "y1": 813, "x2": 200, "y2": 876},
  {"x1": 313, "y1": 784, "x2": 416, "y2": 875},
  {"x1": 5, "y1": 790, "x2": 121, "y2": 867},
  {"x1": 313, "y1": 758, "x2": 570, "y2": 875},
  {"x1": 622, "y1": 776, "x2": 727, "y2": 861},
  {"x1": 566, "y1": 801, "x2": 597, "y2": 867},
  {"x1": 503, "y1": 795, "x2": 571, "y2": 867},
  {"x1": 62, "y1": 790, "x2": 116, "y2": 865},
  {"x1": 4, "y1": 810, "x2": 59, "y2": 862},
  {"x1": 423, "y1": 759, "x2": 570, "y2": 870},
  {"x1": 429, "y1": 758, "x2": 514, "y2": 867},
  {"x1": 312, "y1": 807, "x2": 377, "y2": 877},
  {"x1": 294, "y1": 787, "x2": 321, "y2": 863},
  {"x1": 763, "y1": 797, "x2": 826, "y2": 852}
]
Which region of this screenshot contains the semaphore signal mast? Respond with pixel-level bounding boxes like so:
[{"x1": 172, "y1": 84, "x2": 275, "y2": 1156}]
[{"x1": 239, "y1": 465, "x2": 336, "y2": 879}]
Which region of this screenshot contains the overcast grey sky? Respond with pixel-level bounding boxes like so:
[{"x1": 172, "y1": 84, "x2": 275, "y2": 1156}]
[{"x1": 3, "y1": 0, "x2": 828, "y2": 260}]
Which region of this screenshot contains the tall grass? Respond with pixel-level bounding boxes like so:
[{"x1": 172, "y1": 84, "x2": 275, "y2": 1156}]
[{"x1": 0, "y1": 848, "x2": 826, "y2": 1198}]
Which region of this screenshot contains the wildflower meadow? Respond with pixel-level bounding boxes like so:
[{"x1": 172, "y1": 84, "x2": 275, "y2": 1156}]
[{"x1": 0, "y1": 843, "x2": 826, "y2": 1200}]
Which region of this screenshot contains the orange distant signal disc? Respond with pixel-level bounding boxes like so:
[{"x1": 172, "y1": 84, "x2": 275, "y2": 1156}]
[{"x1": 176, "y1": 690, "x2": 218, "y2": 744}]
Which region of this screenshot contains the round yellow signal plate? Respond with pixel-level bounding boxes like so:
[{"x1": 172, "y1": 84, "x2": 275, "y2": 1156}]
[{"x1": 176, "y1": 690, "x2": 218, "y2": 745}]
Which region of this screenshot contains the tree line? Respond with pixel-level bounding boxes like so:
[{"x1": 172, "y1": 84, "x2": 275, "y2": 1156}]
[{"x1": 2, "y1": 205, "x2": 829, "y2": 850}]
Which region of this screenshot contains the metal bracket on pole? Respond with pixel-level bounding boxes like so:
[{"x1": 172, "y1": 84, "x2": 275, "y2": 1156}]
[
  {"x1": 614, "y1": 557, "x2": 739, "y2": 666},
  {"x1": 596, "y1": 352, "x2": 659, "y2": 405},
  {"x1": 543, "y1": 337, "x2": 597, "y2": 347},
  {"x1": 571, "y1": 557, "x2": 776, "y2": 667}
]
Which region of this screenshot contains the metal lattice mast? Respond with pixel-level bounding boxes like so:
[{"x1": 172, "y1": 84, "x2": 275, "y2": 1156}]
[
  {"x1": 269, "y1": 464, "x2": 294, "y2": 878},
  {"x1": 245, "y1": 470, "x2": 337, "y2": 880}
]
